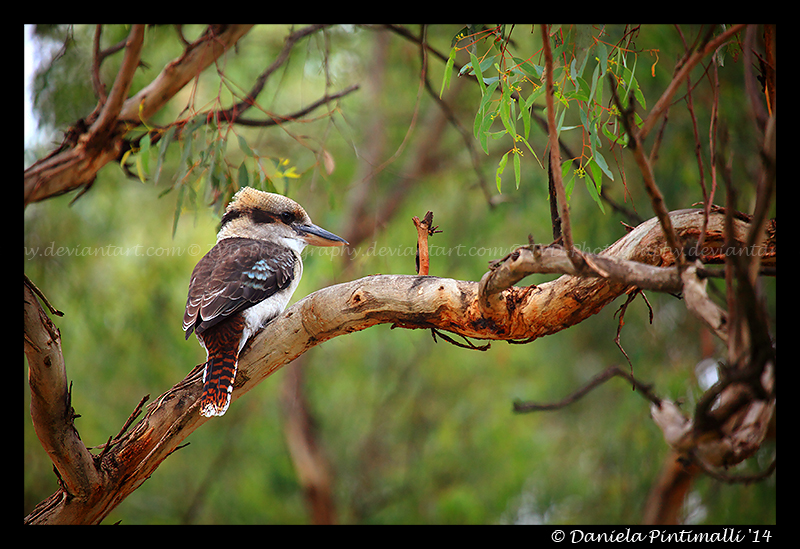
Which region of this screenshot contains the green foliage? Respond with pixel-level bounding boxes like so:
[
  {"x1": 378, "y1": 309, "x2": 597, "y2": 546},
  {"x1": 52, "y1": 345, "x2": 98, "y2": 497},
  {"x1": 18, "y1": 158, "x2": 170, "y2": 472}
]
[
  {"x1": 444, "y1": 25, "x2": 655, "y2": 205},
  {"x1": 123, "y1": 114, "x2": 308, "y2": 234}
]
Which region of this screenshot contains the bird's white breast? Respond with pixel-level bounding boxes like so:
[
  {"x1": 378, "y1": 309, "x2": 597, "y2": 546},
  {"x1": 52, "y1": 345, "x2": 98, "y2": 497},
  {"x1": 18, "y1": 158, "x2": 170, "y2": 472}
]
[{"x1": 239, "y1": 250, "x2": 303, "y2": 352}]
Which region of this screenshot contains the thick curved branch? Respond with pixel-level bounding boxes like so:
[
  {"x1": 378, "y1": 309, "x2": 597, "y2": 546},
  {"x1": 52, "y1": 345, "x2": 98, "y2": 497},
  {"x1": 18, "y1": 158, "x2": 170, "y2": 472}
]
[
  {"x1": 90, "y1": 25, "x2": 145, "y2": 143},
  {"x1": 478, "y1": 209, "x2": 773, "y2": 323},
  {"x1": 120, "y1": 25, "x2": 254, "y2": 123},
  {"x1": 24, "y1": 282, "x2": 103, "y2": 505},
  {"x1": 24, "y1": 24, "x2": 254, "y2": 206},
  {"x1": 24, "y1": 208, "x2": 774, "y2": 524}
]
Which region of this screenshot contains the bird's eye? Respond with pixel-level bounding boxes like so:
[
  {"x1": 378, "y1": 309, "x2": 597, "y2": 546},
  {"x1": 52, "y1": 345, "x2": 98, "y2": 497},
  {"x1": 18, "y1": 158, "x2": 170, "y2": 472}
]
[{"x1": 280, "y1": 211, "x2": 294, "y2": 224}]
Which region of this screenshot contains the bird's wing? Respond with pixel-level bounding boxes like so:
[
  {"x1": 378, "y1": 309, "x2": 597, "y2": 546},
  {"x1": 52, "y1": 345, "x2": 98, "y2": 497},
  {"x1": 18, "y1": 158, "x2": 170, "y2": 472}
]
[{"x1": 183, "y1": 237, "x2": 296, "y2": 338}]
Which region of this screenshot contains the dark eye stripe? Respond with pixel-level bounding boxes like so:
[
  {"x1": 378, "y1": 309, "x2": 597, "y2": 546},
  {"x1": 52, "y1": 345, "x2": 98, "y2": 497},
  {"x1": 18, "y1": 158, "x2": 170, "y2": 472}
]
[
  {"x1": 220, "y1": 208, "x2": 288, "y2": 231},
  {"x1": 219, "y1": 209, "x2": 244, "y2": 229},
  {"x1": 251, "y1": 209, "x2": 279, "y2": 225}
]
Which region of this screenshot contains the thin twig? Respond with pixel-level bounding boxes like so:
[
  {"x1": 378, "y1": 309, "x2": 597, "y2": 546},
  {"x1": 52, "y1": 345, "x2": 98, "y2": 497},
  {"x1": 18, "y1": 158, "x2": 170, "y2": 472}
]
[
  {"x1": 413, "y1": 211, "x2": 440, "y2": 275},
  {"x1": 381, "y1": 24, "x2": 456, "y2": 65},
  {"x1": 613, "y1": 291, "x2": 639, "y2": 379},
  {"x1": 541, "y1": 25, "x2": 574, "y2": 255},
  {"x1": 547, "y1": 155, "x2": 562, "y2": 241},
  {"x1": 89, "y1": 394, "x2": 150, "y2": 464},
  {"x1": 89, "y1": 25, "x2": 146, "y2": 140},
  {"x1": 24, "y1": 275, "x2": 64, "y2": 317},
  {"x1": 91, "y1": 25, "x2": 107, "y2": 102},
  {"x1": 232, "y1": 84, "x2": 360, "y2": 127},
  {"x1": 513, "y1": 365, "x2": 661, "y2": 413},
  {"x1": 114, "y1": 394, "x2": 151, "y2": 442},
  {"x1": 742, "y1": 25, "x2": 769, "y2": 134},
  {"x1": 639, "y1": 24, "x2": 745, "y2": 141},
  {"x1": 701, "y1": 52, "x2": 722, "y2": 253},
  {"x1": 90, "y1": 26, "x2": 131, "y2": 104},
  {"x1": 215, "y1": 24, "x2": 332, "y2": 122},
  {"x1": 430, "y1": 328, "x2": 490, "y2": 351},
  {"x1": 418, "y1": 40, "x2": 495, "y2": 208},
  {"x1": 694, "y1": 455, "x2": 776, "y2": 484},
  {"x1": 532, "y1": 111, "x2": 643, "y2": 226},
  {"x1": 608, "y1": 72, "x2": 685, "y2": 268}
]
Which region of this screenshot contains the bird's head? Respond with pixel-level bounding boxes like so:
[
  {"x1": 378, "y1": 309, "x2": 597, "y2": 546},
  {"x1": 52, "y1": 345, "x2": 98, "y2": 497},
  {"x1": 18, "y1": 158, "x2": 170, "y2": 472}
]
[{"x1": 216, "y1": 187, "x2": 348, "y2": 253}]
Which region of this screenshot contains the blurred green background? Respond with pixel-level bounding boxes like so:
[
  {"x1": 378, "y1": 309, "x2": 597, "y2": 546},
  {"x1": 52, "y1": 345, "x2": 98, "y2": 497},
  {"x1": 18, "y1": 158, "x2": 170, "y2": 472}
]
[{"x1": 24, "y1": 24, "x2": 775, "y2": 524}]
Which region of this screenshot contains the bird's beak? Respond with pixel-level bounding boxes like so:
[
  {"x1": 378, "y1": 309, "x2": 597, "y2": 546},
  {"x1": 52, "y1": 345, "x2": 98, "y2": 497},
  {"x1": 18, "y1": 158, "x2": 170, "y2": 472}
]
[{"x1": 296, "y1": 223, "x2": 349, "y2": 247}]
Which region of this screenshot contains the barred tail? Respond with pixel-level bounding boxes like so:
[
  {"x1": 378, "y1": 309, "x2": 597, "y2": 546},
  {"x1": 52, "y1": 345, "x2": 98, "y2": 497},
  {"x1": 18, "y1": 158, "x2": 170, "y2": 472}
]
[{"x1": 199, "y1": 353, "x2": 238, "y2": 417}]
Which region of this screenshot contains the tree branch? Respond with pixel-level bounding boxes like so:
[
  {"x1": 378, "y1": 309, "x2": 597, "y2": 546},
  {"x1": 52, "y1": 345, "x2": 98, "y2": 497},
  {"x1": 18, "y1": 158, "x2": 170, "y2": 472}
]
[
  {"x1": 231, "y1": 84, "x2": 360, "y2": 127},
  {"x1": 513, "y1": 365, "x2": 662, "y2": 413},
  {"x1": 89, "y1": 25, "x2": 145, "y2": 142},
  {"x1": 120, "y1": 25, "x2": 255, "y2": 123},
  {"x1": 541, "y1": 25, "x2": 574, "y2": 255},
  {"x1": 478, "y1": 208, "x2": 774, "y2": 323},
  {"x1": 90, "y1": 25, "x2": 129, "y2": 105},
  {"x1": 412, "y1": 211, "x2": 440, "y2": 275},
  {"x1": 638, "y1": 24, "x2": 745, "y2": 142},
  {"x1": 215, "y1": 24, "x2": 332, "y2": 123},
  {"x1": 24, "y1": 24, "x2": 255, "y2": 206},
  {"x1": 609, "y1": 71, "x2": 685, "y2": 268},
  {"x1": 24, "y1": 208, "x2": 774, "y2": 523},
  {"x1": 24, "y1": 282, "x2": 103, "y2": 505}
]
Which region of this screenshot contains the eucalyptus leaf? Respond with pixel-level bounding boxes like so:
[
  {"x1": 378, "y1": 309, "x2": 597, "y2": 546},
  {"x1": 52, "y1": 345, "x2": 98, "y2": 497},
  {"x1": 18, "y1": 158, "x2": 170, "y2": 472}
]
[
  {"x1": 238, "y1": 162, "x2": 249, "y2": 188},
  {"x1": 496, "y1": 151, "x2": 509, "y2": 192},
  {"x1": 237, "y1": 134, "x2": 255, "y2": 157},
  {"x1": 154, "y1": 125, "x2": 175, "y2": 186},
  {"x1": 440, "y1": 46, "x2": 456, "y2": 98},
  {"x1": 593, "y1": 150, "x2": 614, "y2": 180}
]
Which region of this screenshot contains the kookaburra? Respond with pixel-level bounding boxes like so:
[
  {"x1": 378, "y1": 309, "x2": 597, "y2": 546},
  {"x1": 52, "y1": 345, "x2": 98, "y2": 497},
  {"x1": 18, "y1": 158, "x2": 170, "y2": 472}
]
[{"x1": 184, "y1": 187, "x2": 348, "y2": 417}]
